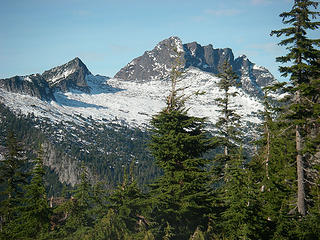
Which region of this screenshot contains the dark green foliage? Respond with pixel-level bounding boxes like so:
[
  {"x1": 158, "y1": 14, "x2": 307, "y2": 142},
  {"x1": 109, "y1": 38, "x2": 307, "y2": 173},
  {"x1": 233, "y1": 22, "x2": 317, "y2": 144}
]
[
  {"x1": 215, "y1": 61, "x2": 242, "y2": 155},
  {"x1": 108, "y1": 167, "x2": 149, "y2": 235},
  {"x1": 219, "y1": 149, "x2": 265, "y2": 240},
  {"x1": 7, "y1": 147, "x2": 51, "y2": 240},
  {"x1": 148, "y1": 58, "x2": 214, "y2": 239},
  {"x1": 0, "y1": 131, "x2": 29, "y2": 239},
  {"x1": 271, "y1": 0, "x2": 320, "y2": 220},
  {"x1": 55, "y1": 164, "x2": 95, "y2": 239},
  {"x1": 212, "y1": 61, "x2": 242, "y2": 187},
  {"x1": 87, "y1": 208, "x2": 132, "y2": 240}
]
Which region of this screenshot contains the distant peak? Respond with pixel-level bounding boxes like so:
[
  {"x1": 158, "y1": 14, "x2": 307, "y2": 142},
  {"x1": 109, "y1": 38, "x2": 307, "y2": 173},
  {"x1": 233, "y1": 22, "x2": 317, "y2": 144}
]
[
  {"x1": 41, "y1": 57, "x2": 91, "y2": 90},
  {"x1": 69, "y1": 57, "x2": 87, "y2": 68},
  {"x1": 168, "y1": 36, "x2": 181, "y2": 41},
  {"x1": 156, "y1": 36, "x2": 184, "y2": 53},
  {"x1": 239, "y1": 54, "x2": 248, "y2": 59}
]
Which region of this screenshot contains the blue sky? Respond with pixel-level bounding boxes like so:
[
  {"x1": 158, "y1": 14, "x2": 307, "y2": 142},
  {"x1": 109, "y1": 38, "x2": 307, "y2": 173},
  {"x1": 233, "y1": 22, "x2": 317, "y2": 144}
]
[{"x1": 0, "y1": 0, "x2": 303, "y2": 81}]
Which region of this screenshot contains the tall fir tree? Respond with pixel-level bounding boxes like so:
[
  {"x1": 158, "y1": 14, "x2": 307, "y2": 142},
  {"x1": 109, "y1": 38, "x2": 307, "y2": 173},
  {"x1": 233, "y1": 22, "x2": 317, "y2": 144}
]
[
  {"x1": 0, "y1": 131, "x2": 29, "y2": 239},
  {"x1": 108, "y1": 165, "x2": 150, "y2": 237},
  {"x1": 8, "y1": 146, "x2": 51, "y2": 239},
  {"x1": 215, "y1": 61, "x2": 242, "y2": 157},
  {"x1": 148, "y1": 50, "x2": 214, "y2": 239},
  {"x1": 210, "y1": 62, "x2": 266, "y2": 239},
  {"x1": 250, "y1": 89, "x2": 299, "y2": 239},
  {"x1": 270, "y1": 0, "x2": 320, "y2": 217},
  {"x1": 212, "y1": 61, "x2": 242, "y2": 186}
]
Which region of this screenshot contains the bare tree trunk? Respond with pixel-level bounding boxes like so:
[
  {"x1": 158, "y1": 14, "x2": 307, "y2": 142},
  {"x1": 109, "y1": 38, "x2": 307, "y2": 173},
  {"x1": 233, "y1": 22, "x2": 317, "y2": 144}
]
[
  {"x1": 295, "y1": 89, "x2": 306, "y2": 216},
  {"x1": 296, "y1": 124, "x2": 306, "y2": 216},
  {"x1": 224, "y1": 146, "x2": 228, "y2": 156},
  {"x1": 224, "y1": 89, "x2": 229, "y2": 157},
  {"x1": 266, "y1": 125, "x2": 270, "y2": 180}
]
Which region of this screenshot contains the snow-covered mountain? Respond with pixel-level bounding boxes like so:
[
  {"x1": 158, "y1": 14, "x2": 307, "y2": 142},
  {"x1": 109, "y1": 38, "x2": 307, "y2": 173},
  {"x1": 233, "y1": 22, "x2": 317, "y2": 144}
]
[
  {"x1": 115, "y1": 36, "x2": 277, "y2": 96},
  {"x1": 42, "y1": 57, "x2": 92, "y2": 93},
  {"x1": 0, "y1": 37, "x2": 279, "y2": 186},
  {"x1": 0, "y1": 37, "x2": 277, "y2": 130},
  {"x1": 0, "y1": 67, "x2": 263, "y2": 129}
]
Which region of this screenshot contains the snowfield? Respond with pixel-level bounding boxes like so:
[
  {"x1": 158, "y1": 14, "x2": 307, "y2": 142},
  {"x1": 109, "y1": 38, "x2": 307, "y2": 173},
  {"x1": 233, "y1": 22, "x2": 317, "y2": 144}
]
[{"x1": 0, "y1": 67, "x2": 264, "y2": 131}]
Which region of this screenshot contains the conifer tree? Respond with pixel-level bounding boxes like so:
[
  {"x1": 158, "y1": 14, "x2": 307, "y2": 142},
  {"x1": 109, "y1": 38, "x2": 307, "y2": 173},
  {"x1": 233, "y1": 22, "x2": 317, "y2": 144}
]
[
  {"x1": 215, "y1": 61, "x2": 241, "y2": 157},
  {"x1": 271, "y1": 0, "x2": 320, "y2": 217},
  {"x1": 210, "y1": 62, "x2": 267, "y2": 239},
  {"x1": 250, "y1": 88, "x2": 310, "y2": 239},
  {"x1": 148, "y1": 50, "x2": 213, "y2": 239},
  {"x1": 88, "y1": 208, "x2": 131, "y2": 240},
  {"x1": 0, "y1": 131, "x2": 29, "y2": 238},
  {"x1": 217, "y1": 147, "x2": 265, "y2": 240},
  {"x1": 89, "y1": 165, "x2": 149, "y2": 240},
  {"x1": 108, "y1": 166, "x2": 149, "y2": 236},
  {"x1": 212, "y1": 61, "x2": 242, "y2": 187},
  {"x1": 9, "y1": 146, "x2": 51, "y2": 239}
]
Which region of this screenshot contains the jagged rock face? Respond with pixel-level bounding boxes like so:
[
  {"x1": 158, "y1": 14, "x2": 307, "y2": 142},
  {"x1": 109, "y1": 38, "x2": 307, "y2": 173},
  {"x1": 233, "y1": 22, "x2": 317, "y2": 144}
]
[
  {"x1": 0, "y1": 57, "x2": 93, "y2": 101},
  {"x1": 42, "y1": 57, "x2": 91, "y2": 93},
  {"x1": 115, "y1": 36, "x2": 277, "y2": 97},
  {"x1": 183, "y1": 42, "x2": 234, "y2": 74},
  {"x1": 0, "y1": 74, "x2": 54, "y2": 101},
  {"x1": 115, "y1": 37, "x2": 184, "y2": 81},
  {"x1": 42, "y1": 141, "x2": 83, "y2": 186}
]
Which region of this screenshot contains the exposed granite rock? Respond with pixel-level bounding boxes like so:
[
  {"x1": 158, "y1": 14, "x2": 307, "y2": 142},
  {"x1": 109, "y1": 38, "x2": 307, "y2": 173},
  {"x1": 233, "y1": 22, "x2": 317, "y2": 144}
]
[
  {"x1": 115, "y1": 36, "x2": 277, "y2": 97},
  {"x1": 42, "y1": 57, "x2": 91, "y2": 93},
  {"x1": 42, "y1": 141, "x2": 94, "y2": 186},
  {"x1": 115, "y1": 37, "x2": 184, "y2": 81},
  {"x1": 184, "y1": 41, "x2": 234, "y2": 74},
  {"x1": 0, "y1": 57, "x2": 93, "y2": 100},
  {"x1": 0, "y1": 74, "x2": 55, "y2": 101}
]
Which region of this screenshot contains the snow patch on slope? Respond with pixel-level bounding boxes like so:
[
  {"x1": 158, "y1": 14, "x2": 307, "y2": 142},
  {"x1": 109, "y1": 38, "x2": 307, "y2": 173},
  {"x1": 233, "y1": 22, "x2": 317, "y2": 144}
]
[
  {"x1": 0, "y1": 68, "x2": 264, "y2": 130},
  {"x1": 47, "y1": 68, "x2": 76, "y2": 84}
]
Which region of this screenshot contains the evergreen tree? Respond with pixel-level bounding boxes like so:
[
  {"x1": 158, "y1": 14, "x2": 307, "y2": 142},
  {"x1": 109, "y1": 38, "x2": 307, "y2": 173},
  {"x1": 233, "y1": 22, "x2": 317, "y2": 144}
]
[
  {"x1": 88, "y1": 208, "x2": 132, "y2": 240},
  {"x1": 0, "y1": 131, "x2": 29, "y2": 239},
  {"x1": 209, "y1": 62, "x2": 267, "y2": 239},
  {"x1": 148, "y1": 51, "x2": 214, "y2": 239},
  {"x1": 211, "y1": 61, "x2": 242, "y2": 191},
  {"x1": 215, "y1": 61, "x2": 241, "y2": 157},
  {"x1": 9, "y1": 146, "x2": 51, "y2": 239},
  {"x1": 89, "y1": 166, "x2": 149, "y2": 240},
  {"x1": 220, "y1": 147, "x2": 265, "y2": 240},
  {"x1": 271, "y1": 0, "x2": 320, "y2": 217},
  {"x1": 108, "y1": 166, "x2": 149, "y2": 236},
  {"x1": 249, "y1": 89, "x2": 292, "y2": 239}
]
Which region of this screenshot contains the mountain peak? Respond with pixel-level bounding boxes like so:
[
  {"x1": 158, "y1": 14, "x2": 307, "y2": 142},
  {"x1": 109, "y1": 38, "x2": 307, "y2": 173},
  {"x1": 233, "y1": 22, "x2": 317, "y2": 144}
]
[
  {"x1": 155, "y1": 36, "x2": 184, "y2": 53},
  {"x1": 115, "y1": 37, "x2": 184, "y2": 81},
  {"x1": 114, "y1": 37, "x2": 277, "y2": 97},
  {"x1": 42, "y1": 57, "x2": 91, "y2": 92},
  {"x1": 70, "y1": 57, "x2": 88, "y2": 69}
]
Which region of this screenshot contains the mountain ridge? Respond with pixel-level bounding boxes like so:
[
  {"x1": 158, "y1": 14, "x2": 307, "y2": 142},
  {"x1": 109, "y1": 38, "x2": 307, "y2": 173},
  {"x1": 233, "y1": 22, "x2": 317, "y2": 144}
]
[
  {"x1": 115, "y1": 36, "x2": 277, "y2": 96},
  {"x1": 0, "y1": 37, "x2": 277, "y2": 101}
]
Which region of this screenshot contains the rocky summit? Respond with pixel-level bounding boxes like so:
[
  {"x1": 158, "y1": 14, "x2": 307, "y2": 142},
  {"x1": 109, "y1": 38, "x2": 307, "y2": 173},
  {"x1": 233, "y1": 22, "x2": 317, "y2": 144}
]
[
  {"x1": 0, "y1": 74, "x2": 54, "y2": 101},
  {"x1": 0, "y1": 57, "x2": 92, "y2": 102},
  {"x1": 115, "y1": 36, "x2": 277, "y2": 97},
  {"x1": 42, "y1": 57, "x2": 92, "y2": 93}
]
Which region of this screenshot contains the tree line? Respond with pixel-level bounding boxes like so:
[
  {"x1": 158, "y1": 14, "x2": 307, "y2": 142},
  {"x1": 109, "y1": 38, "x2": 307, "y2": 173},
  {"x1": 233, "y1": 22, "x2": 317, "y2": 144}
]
[{"x1": 0, "y1": 1, "x2": 319, "y2": 239}]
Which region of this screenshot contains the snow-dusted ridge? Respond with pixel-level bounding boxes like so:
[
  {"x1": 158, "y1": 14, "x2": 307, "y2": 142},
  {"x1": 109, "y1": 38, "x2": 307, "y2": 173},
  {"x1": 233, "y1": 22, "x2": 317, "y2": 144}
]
[{"x1": 0, "y1": 67, "x2": 264, "y2": 131}]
